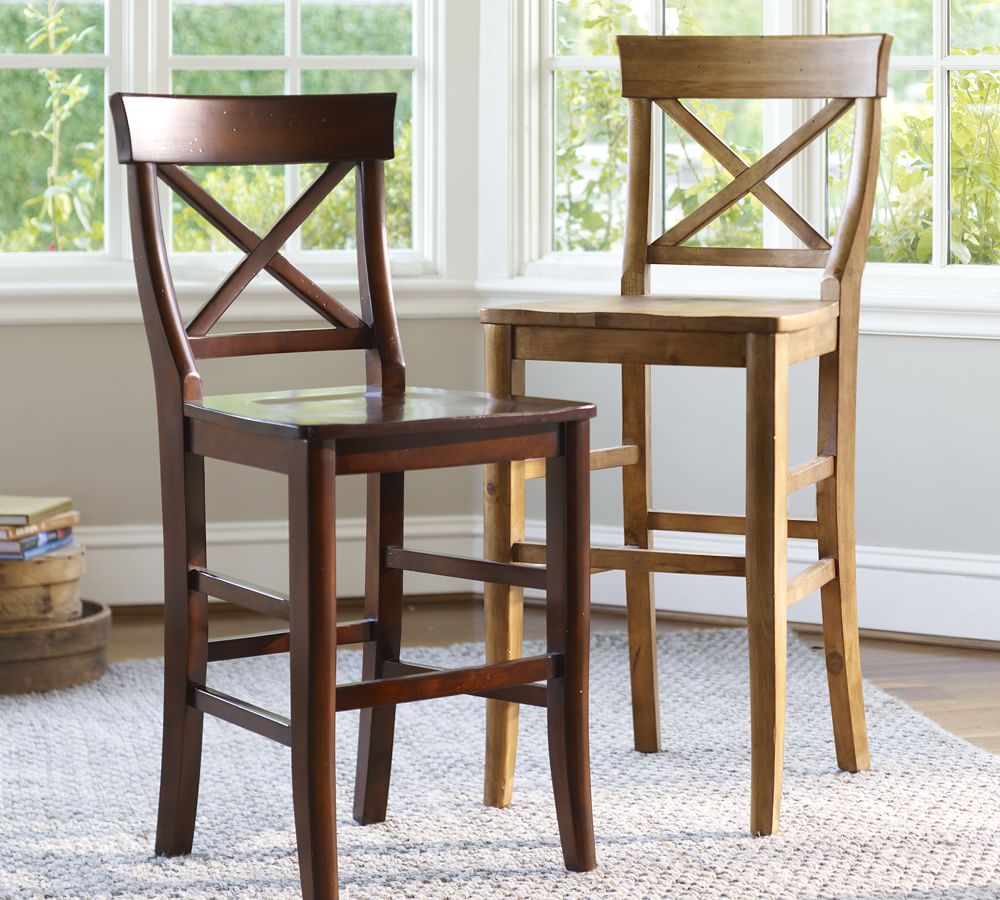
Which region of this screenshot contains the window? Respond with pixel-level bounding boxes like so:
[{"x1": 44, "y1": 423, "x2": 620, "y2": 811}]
[
  {"x1": 0, "y1": 0, "x2": 426, "y2": 266},
  {"x1": 0, "y1": 1, "x2": 109, "y2": 253},
  {"x1": 544, "y1": 0, "x2": 1000, "y2": 270},
  {"x1": 550, "y1": 1, "x2": 764, "y2": 255}
]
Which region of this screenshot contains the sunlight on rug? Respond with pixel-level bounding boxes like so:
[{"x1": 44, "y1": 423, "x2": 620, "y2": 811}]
[{"x1": 1, "y1": 629, "x2": 998, "y2": 898}]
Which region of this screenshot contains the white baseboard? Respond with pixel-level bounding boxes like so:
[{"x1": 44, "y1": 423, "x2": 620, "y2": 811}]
[
  {"x1": 76, "y1": 516, "x2": 1000, "y2": 642},
  {"x1": 76, "y1": 516, "x2": 482, "y2": 609},
  {"x1": 524, "y1": 522, "x2": 1000, "y2": 643}
]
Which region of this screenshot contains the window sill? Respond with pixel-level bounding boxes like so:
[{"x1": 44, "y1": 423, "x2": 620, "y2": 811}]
[
  {"x1": 3, "y1": 254, "x2": 998, "y2": 339},
  {"x1": 0, "y1": 256, "x2": 481, "y2": 325}
]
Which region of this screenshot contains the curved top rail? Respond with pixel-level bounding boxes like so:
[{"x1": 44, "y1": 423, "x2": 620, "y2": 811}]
[
  {"x1": 618, "y1": 35, "x2": 892, "y2": 100},
  {"x1": 110, "y1": 92, "x2": 396, "y2": 165}
]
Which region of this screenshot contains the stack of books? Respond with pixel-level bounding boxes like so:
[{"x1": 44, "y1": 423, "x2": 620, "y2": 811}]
[{"x1": 0, "y1": 496, "x2": 79, "y2": 561}]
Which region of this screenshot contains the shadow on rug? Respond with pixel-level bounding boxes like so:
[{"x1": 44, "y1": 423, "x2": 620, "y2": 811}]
[{"x1": 2, "y1": 629, "x2": 998, "y2": 898}]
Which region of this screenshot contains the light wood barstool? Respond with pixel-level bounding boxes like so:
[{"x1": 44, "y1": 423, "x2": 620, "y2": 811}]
[{"x1": 481, "y1": 34, "x2": 892, "y2": 835}]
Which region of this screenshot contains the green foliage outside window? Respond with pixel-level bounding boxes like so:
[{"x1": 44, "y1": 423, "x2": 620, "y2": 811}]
[
  {"x1": 554, "y1": 0, "x2": 764, "y2": 252},
  {"x1": 0, "y1": 2, "x2": 103, "y2": 251},
  {"x1": 554, "y1": 68, "x2": 629, "y2": 252},
  {"x1": 299, "y1": 120, "x2": 414, "y2": 251},
  {"x1": 829, "y1": 71, "x2": 934, "y2": 264},
  {"x1": 170, "y1": 121, "x2": 413, "y2": 253},
  {"x1": 172, "y1": 2, "x2": 285, "y2": 56},
  {"x1": 555, "y1": 0, "x2": 999, "y2": 266},
  {"x1": 949, "y1": 61, "x2": 1000, "y2": 265},
  {"x1": 663, "y1": 99, "x2": 763, "y2": 249},
  {"x1": 1, "y1": 1, "x2": 996, "y2": 266},
  {"x1": 1, "y1": 0, "x2": 413, "y2": 254},
  {"x1": 168, "y1": 4, "x2": 415, "y2": 253}
]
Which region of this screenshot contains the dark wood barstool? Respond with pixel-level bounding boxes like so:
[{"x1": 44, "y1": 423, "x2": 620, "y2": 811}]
[{"x1": 110, "y1": 91, "x2": 597, "y2": 899}]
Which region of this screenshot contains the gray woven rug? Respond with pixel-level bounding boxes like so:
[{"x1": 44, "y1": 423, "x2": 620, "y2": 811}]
[{"x1": 2, "y1": 630, "x2": 998, "y2": 899}]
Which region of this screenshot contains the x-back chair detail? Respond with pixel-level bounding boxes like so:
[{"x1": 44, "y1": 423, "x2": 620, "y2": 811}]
[
  {"x1": 481, "y1": 34, "x2": 892, "y2": 835},
  {"x1": 111, "y1": 91, "x2": 596, "y2": 898}
]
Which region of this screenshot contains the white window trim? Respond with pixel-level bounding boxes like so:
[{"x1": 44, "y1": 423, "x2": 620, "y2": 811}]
[
  {"x1": 156, "y1": 0, "x2": 429, "y2": 274},
  {"x1": 3, "y1": 1, "x2": 998, "y2": 338},
  {"x1": 475, "y1": 0, "x2": 1000, "y2": 341},
  {"x1": 0, "y1": 0, "x2": 467, "y2": 322}
]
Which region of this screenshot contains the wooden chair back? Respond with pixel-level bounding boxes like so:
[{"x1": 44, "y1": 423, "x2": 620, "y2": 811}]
[
  {"x1": 617, "y1": 35, "x2": 893, "y2": 305},
  {"x1": 109, "y1": 92, "x2": 406, "y2": 405}
]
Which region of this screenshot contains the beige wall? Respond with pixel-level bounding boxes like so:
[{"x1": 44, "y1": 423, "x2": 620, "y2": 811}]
[
  {"x1": 0, "y1": 317, "x2": 485, "y2": 528},
  {"x1": 3, "y1": 321, "x2": 998, "y2": 554},
  {"x1": 2, "y1": 0, "x2": 996, "y2": 629},
  {"x1": 3, "y1": 310, "x2": 999, "y2": 635},
  {"x1": 522, "y1": 335, "x2": 1000, "y2": 555}
]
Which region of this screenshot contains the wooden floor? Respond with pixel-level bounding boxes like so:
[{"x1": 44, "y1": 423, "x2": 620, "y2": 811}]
[{"x1": 108, "y1": 596, "x2": 1000, "y2": 755}]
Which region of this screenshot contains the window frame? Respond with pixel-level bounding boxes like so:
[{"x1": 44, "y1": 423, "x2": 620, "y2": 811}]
[
  {"x1": 0, "y1": 0, "x2": 444, "y2": 313},
  {"x1": 0, "y1": 0, "x2": 123, "y2": 261},
  {"x1": 3, "y1": 2, "x2": 998, "y2": 337},
  {"x1": 475, "y1": 0, "x2": 1000, "y2": 340}
]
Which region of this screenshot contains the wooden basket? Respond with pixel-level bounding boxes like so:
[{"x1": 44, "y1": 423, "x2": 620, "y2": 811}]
[
  {"x1": 0, "y1": 545, "x2": 110, "y2": 694},
  {"x1": 0, "y1": 543, "x2": 85, "y2": 625},
  {"x1": 0, "y1": 599, "x2": 110, "y2": 694}
]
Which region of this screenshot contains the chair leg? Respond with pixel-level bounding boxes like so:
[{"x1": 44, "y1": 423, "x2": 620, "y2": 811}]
[
  {"x1": 745, "y1": 334, "x2": 790, "y2": 837},
  {"x1": 288, "y1": 442, "x2": 339, "y2": 900},
  {"x1": 545, "y1": 420, "x2": 597, "y2": 872},
  {"x1": 621, "y1": 363, "x2": 661, "y2": 753},
  {"x1": 817, "y1": 351, "x2": 870, "y2": 772},
  {"x1": 354, "y1": 472, "x2": 404, "y2": 825},
  {"x1": 155, "y1": 448, "x2": 208, "y2": 856},
  {"x1": 483, "y1": 324, "x2": 526, "y2": 809}
]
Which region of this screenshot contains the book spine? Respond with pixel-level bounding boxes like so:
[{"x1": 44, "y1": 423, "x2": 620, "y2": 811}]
[
  {"x1": 0, "y1": 528, "x2": 72, "y2": 554},
  {"x1": 0, "y1": 535, "x2": 74, "y2": 561},
  {"x1": 0, "y1": 516, "x2": 29, "y2": 527},
  {"x1": 0, "y1": 511, "x2": 81, "y2": 540},
  {"x1": 0, "y1": 499, "x2": 73, "y2": 527}
]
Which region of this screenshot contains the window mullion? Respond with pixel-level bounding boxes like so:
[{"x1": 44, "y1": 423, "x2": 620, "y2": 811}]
[
  {"x1": 127, "y1": 0, "x2": 168, "y2": 262},
  {"x1": 287, "y1": 0, "x2": 301, "y2": 255},
  {"x1": 156, "y1": 0, "x2": 171, "y2": 91},
  {"x1": 168, "y1": 55, "x2": 290, "y2": 70},
  {"x1": 802, "y1": 0, "x2": 827, "y2": 239},
  {"x1": 158, "y1": 0, "x2": 176, "y2": 268},
  {"x1": 106, "y1": 0, "x2": 125, "y2": 261},
  {"x1": 411, "y1": 0, "x2": 428, "y2": 263},
  {"x1": 275, "y1": 55, "x2": 419, "y2": 71},
  {"x1": 548, "y1": 55, "x2": 619, "y2": 71},
  {"x1": 763, "y1": 0, "x2": 805, "y2": 249},
  {"x1": 166, "y1": 54, "x2": 418, "y2": 71},
  {"x1": 648, "y1": 0, "x2": 663, "y2": 246},
  {"x1": 287, "y1": 0, "x2": 299, "y2": 60},
  {"x1": 0, "y1": 53, "x2": 108, "y2": 69},
  {"x1": 536, "y1": 3, "x2": 553, "y2": 267},
  {"x1": 932, "y1": 0, "x2": 948, "y2": 268}
]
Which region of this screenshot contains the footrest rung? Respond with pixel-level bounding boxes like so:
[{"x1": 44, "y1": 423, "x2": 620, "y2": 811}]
[
  {"x1": 204, "y1": 619, "x2": 374, "y2": 665},
  {"x1": 385, "y1": 547, "x2": 546, "y2": 590},
  {"x1": 337, "y1": 618, "x2": 378, "y2": 645},
  {"x1": 192, "y1": 568, "x2": 289, "y2": 620},
  {"x1": 787, "y1": 455, "x2": 835, "y2": 495},
  {"x1": 787, "y1": 558, "x2": 837, "y2": 607},
  {"x1": 523, "y1": 444, "x2": 640, "y2": 480},
  {"x1": 592, "y1": 545, "x2": 745, "y2": 576},
  {"x1": 336, "y1": 653, "x2": 559, "y2": 711},
  {"x1": 514, "y1": 541, "x2": 744, "y2": 576},
  {"x1": 512, "y1": 541, "x2": 612, "y2": 574},
  {"x1": 382, "y1": 660, "x2": 547, "y2": 707},
  {"x1": 190, "y1": 684, "x2": 291, "y2": 746},
  {"x1": 646, "y1": 510, "x2": 819, "y2": 540},
  {"x1": 207, "y1": 630, "x2": 289, "y2": 662}
]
